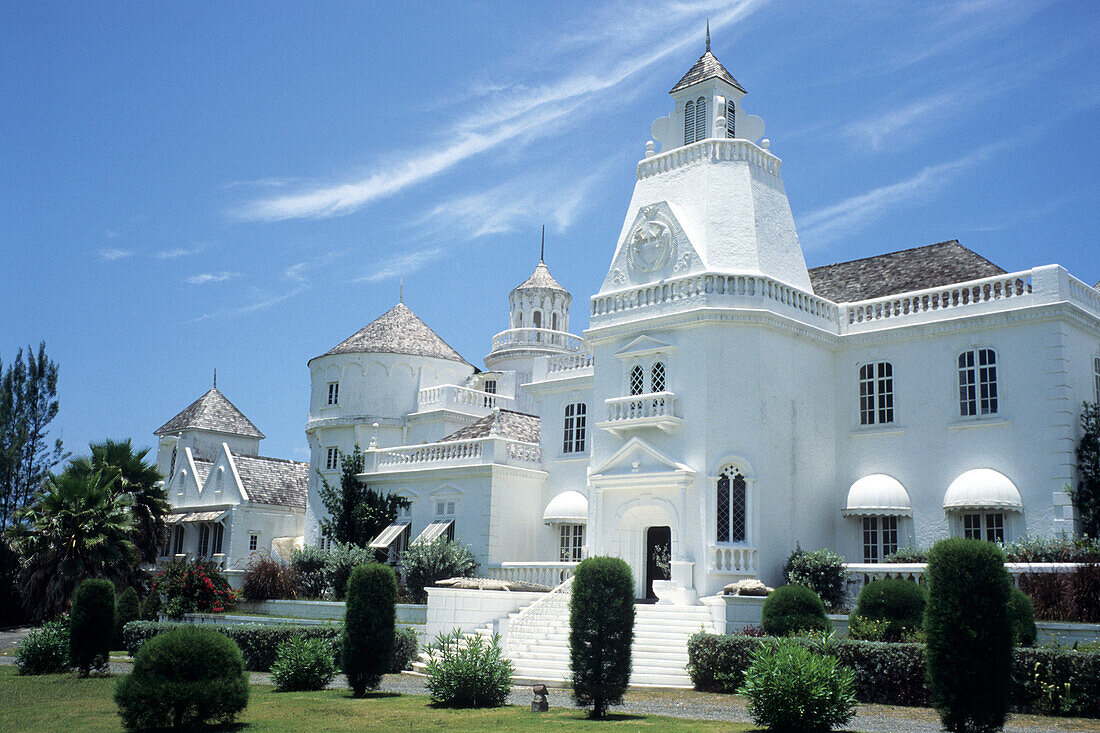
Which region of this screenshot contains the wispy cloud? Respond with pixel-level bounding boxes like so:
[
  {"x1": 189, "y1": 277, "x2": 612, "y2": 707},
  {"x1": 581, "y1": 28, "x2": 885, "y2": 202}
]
[
  {"x1": 156, "y1": 245, "x2": 205, "y2": 260},
  {"x1": 356, "y1": 247, "x2": 444, "y2": 284},
  {"x1": 234, "y1": 0, "x2": 768, "y2": 222},
  {"x1": 99, "y1": 248, "x2": 133, "y2": 261},
  {"x1": 186, "y1": 271, "x2": 239, "y2": 285},
  {"x1": 187, "y1": 285, "x2": 307, "y2": 323},
  {"x1": 284, "y1": 252, "x2": 342, "y2": 281}
]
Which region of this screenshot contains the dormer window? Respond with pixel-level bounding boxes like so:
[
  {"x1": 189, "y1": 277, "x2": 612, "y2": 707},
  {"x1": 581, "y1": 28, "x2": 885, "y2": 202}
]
[
  {"x1": 684, "y1": 96, "x2": 708, "y2": 145},
  {"x1": 684, "y1": 99, "x2": 695, "y2": 144}
]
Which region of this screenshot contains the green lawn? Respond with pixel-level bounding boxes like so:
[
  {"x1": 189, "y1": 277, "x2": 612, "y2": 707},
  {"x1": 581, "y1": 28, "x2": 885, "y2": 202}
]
[{"x1": 0, "y1": 667, "x2": 751, "y2": 732}]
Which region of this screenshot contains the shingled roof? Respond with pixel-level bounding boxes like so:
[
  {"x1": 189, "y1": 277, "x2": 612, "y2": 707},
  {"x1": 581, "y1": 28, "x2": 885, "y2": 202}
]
[
  {"x1": 317, "y1": 302, "x2": 469, "y2": 365},
  {"x1": 670, "y1": 50, "x2": 745, "y2": 94},
  {"x1": 439, "y1": 409, "x2": 541, "y2": 444},
  {"x1": 232, "y1": 454, "x2": 308, "y2": 509},
  {"x1": 808, "y1": 240, "x2": 1006, "y2": 303},
  {"x1": 192, "y1": 458, "x2": 212, "y2": 486},
  {"x1": 511, "y1": 262, "x2": 568, "y2": 294},
  {"x1": 154, "y1": 388, "x2": 265, "y2": 439}
]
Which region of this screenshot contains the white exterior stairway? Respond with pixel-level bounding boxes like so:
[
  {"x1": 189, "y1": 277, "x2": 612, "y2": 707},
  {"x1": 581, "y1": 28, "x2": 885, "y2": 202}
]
[{"x1": 411, "y1": 583, "x2": 713, "y2": 689}]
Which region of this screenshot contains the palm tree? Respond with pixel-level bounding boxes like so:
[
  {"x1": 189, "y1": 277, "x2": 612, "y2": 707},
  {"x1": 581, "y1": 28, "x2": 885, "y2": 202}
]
[
  {"x1": 8, "y1": 469, "x2": 135, "y2": 621},
  {"x1": 68, "y1": 439, "x2": 167, "y2": 564}
]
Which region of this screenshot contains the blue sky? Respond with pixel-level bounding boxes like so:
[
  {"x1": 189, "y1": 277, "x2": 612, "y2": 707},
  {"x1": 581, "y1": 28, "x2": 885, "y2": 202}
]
[{"x1": 2, "y1": 1, "x2": 1097, "y2": 464}]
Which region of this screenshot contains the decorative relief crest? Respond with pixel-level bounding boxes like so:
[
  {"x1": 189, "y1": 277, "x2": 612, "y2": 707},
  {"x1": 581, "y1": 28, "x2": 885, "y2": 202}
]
[
  {"x1": 611, "y1": 269, "x2": 626, "y2": 286},
  {"x1": 628, "y1": 206, "x2": 676, "y2": 273},
  {"x1": 673, "y1": 252, "x2": 691, "y2": 272}
]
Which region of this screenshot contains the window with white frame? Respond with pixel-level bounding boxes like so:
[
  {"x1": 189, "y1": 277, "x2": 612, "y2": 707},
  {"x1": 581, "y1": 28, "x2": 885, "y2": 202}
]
[
  {"x1": 326, "y1": 381, "x2": 339, "y2": 406},
  {"x1": 684, "y1": 99, "x2": 695, "y2": 144},
  {"x1": 861, "y1": 516, "x2": 899, "y2": 563},
  {"x1": 318, "y1": 524, "x2": 334, "y2": 552},
  {"x1": 172, "y1": 526, "x2": 185, "y2": 556},
  {"x1": 533, "y1": 311, "x2": 542, "y2": 328},
  {"x1": 859, "y1": 362, "x2": 894, "y2": 425},
  {"x1": 559, "y1": 524, "x2": 584, "y2": 562},
  {"x1": 629, "y1": 365, "x2": 645, "y2": 396},
  {"x1": 249, "y1": 533, "x2": 258, "y2": 552},
  {"x1": 961, "y1": 512, "x2": 1005, "y2": 543},
  {"x1": 198, "y1": 524, "x2": 211, "y2": 557},
  {"x1": 325, "y1": 447, "x2": 339, "y2": 471},
  {"x1": 435, "y1": 500, "x2": 456, "y2": 541},
  {"x1": 716, "y1": 465, "x2": 747, "y2": 543},
  {"x1": 170, "y1": 446, "x2": 177, "y2": 478},
  {"x1": 1094, "y1": 355, "x2": 1100, "y2": 403},
  {"x1": 552, "y1": 312, "x2": 559, "y2": 331},
  {"x1": 959, "y1": 348, "x2": 998, "y2": 416},
  {"x1": 563, "y1": 403, "x2": 587, "y2": 454},
  {"x1": 652, "y1": 362, "x2": 666, "y2": 393},
  {"x1": 725, "y1": 99, "x2": 736, "y2": 138},
  {"x1": 211, "y1": 524, "x2": 224, "y2": 555},
  {"x1": 484, "y1": 379, "x2": 496, "y2": 395},
  {"x1": 694, "y1": 96, "x2": 706, "y2": 140}
]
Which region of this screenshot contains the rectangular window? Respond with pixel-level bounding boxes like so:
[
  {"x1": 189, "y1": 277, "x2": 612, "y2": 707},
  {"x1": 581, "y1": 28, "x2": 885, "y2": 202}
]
[
  {"x1": 862, "y1": 517, "x2": 879, "y2": 563},
  {"x1": 559, "y1": 524, "x2": 584, "y2": 562},
  {"x1": 716, "y1": 474, "x2": 730, "y2": 543},
  {"x1": 172, "y1": 526, "x2": 185, "y2": 556},
  {"x1": 985, "y1": 513, "x2": 1005, "y2": 543},
  {"x1": 962, "y1": 512, "x2": 1005, "y2": 542},
  {"x1": 318, "y1": 525, "x2": 334, "y2": 552},
  {"x1": 436, "y1": 501, "x2": 456, "y2": 541},
  {"x1": 959, "y1": 349, "x2": 998, "y2": 416},
  {"x1": 212, "y1": 524, "x2": 223, "y2": 555},
  {"x1": 325, "y1": 447, "x2": 339, "y2": 471},
  {"x1": 326, "y1": 381, "x2": 339, "y2": 406},
  {"x1": 249, "y1": 533, "x2": 258, "y2": 552},
  {"x1": 859, "y1": 362, "x2": 894, "y2": 425},
  {"x1": 963, "y1": 513, "x2": 983, "y2": 540},
  {"x1": 881, "y1": 515, "x2": 899, "y2": 558},
  {"x1": 484, "y1": 379, "x2": 496, "y2": 394},
  {"x1": 1094, "y1": 356, "x2": 1100, "y2": 404},
  {"x1": 563, "y1": 403, "x2": 587, "y2": 453},
  {"x1": 198, "y1": 524, "x2": 210, "y2": 557}
]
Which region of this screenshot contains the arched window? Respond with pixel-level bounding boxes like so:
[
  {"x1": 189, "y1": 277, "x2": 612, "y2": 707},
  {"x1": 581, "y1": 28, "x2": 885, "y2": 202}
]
[
  {"x1": 533, "y1": 311, "x2": 542, "y2": 329},
  {"x1": 695, "y1": 97, "x2": 707, "y2": 140},
  {"x1": 684, "y1": 100, "x2": 695, "y2": 144},
  {"x1": 726, "y1": 99, "x2": 736, "y2": 138},
  {"x1": 170, "y1": 446, "x2": 177, "y2": 477},
  {"x1": 551, "y1": 312, "x2": 559, "y2": 331},
  {"x1": 629, "y1": 365, "x2": 645, "y2": 396},
  {"x1": 958, "y1": 348, "x2": 997, "y2": 416},
  {"x1": 651, "y1": 361, "x2": 666, "y2": 393},
  {"x1": 716, "y1": 466, "x2": 747, "y2": 543}
]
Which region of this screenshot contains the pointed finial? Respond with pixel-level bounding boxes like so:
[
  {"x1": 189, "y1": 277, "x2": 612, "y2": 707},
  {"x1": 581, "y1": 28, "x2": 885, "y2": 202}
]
[
  {"x1": 540, "y1": 225, "x2": 545, "y2": 263},
  {"x1": 213, "y1": 367, "x2": 217, "y2": 388},
  {"x1": 399, "y1": 277, "x2": 404, "y2": 303},
  {"x1": 706, "y1": 20, "x2": 711, "y2": 52}
]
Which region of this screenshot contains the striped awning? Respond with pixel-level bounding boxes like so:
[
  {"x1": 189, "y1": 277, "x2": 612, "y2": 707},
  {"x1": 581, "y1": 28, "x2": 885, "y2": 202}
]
[
  {"x1": 165, "y1": 510, "x2": 228, "y2": 524},
  {"x1": 369, "y1": 522, "x2": 411, "y2": 549},
  {"x1": 411, "y1": 520, "x2": 453, "y2": 545}
]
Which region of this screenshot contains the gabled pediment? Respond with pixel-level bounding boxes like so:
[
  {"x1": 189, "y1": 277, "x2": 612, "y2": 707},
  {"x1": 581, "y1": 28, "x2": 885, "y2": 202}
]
[
  {"x1": 615, "y1": 335, "x2": 675, "y2": 360},
  {"x1": 589, "y1": 437, "x2": 694, "y2": 479},
  {"x1": 601, "y1": 201, "x2": 704, "y2": 291}
]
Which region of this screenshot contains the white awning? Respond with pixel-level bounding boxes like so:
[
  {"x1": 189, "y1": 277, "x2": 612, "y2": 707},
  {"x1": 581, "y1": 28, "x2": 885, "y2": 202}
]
[
  {"x1": 842, "y1": 474, "x2": 912, "y2": 517},
  {"x1": 543, "y1": 491, "x2": 589, "y2": 523},
  {"x1": 411, "y1": 520, "x2": 453, "y2": 545},
  {"x1": 166, "y1": 510, "x2": 228, "y2": 524},
  {"x1": 369, "y1": 522, "x2": 411, "y2": 549},
  {"x1": 943, "y1": 469, "x2": 1023, "y2": 511}
]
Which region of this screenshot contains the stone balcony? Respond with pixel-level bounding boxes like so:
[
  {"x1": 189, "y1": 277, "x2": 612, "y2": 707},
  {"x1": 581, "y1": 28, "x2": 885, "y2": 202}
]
[
  {"x1": 597, "y1": 392, "x2": 681, "y2": 434},
  {"x1": 363, "y1": 436, "x2": 541, "y2": 474},
  {"x1": 485, "y1": 328, "x2": 584, "y2": 368},
  {"x1": 415, "y1": 384, "x2": 511, "y2": 418}
]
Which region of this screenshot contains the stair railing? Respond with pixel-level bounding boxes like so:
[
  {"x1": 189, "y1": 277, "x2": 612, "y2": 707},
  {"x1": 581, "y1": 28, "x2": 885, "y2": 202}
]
[{"x1": 505, "y1": 575, "x2": 574, "y2": 655}]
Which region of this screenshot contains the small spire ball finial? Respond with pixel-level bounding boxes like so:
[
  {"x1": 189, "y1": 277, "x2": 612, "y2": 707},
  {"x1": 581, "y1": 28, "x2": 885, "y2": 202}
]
[
  {"x1": 399, "y1": 277, "x2": 404, "y2": 303},
  {"x1": 540, "y1": 224, "x2": 545, "y2": 263},
  {"x1": 706, "y1": 20, "x2": 710, "y2": 52},
  {"x1": 213, "y1": 367, "x2": 217, "y2": 388}
]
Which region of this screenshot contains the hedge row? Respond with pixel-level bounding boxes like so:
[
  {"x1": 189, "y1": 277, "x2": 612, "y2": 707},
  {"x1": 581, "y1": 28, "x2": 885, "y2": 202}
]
[
  {"x1": 123, "y1": 621, "x2": 417, "y2": 675},
  {"x1": 686, "y1": 633, "x2": 1100, "y2": 717}
]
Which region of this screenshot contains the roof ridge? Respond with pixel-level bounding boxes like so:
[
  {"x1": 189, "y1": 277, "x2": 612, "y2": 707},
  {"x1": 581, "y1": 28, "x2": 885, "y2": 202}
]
[
  {"x1": 316, "y1": 301, "x2": 470, "y2": 365},
  {"x1": 809, "y1": 240, "x2": 964, "y2": 270}
]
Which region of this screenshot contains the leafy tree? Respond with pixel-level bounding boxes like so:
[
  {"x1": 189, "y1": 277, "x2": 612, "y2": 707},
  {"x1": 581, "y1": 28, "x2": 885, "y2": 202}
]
[
  {"x1": 570, "y1": 556, "x2": 635, "y2": 719},
  {"x1": 115, "y1": 586, "x2": 141, "y2": 650},
  {"x1": 1074, "y1": 402, "x2": 1100, "y2": 537},
  {"x1": 68, "y1": 439, "x2": 166, "y2": 565},
  {"x1": 7, "y1": 468, "x2": 135, "y2": 621},
  {"x1": 317, "y1": 445, "x2": 409, "y2": 547},
  {"x1": 70, "y1": 577, "x2": 115, "y2": 676},
  {"x1": 342, "y1": 563, "x2": 396, "y2": 696},
  {"x1": 401, "y1": 536, "x2": 477, "y2": 604}
]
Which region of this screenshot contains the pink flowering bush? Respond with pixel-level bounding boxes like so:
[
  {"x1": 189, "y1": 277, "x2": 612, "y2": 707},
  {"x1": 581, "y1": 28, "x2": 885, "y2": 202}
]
[{"x1": 152, "y1": 558, "x2": 236, "y2": 618}]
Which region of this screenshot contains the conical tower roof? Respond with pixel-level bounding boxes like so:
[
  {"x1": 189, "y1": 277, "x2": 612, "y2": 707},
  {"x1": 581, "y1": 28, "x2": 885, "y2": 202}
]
[
  {"x1": 510, "y1": 262, "x2": 568, "y2": 295},
  {"x1": 155, "y1": 387, "x2": 265, "y2": 439},
  {"x1": 316, "y1": 302, "x2": 469, "y2": 364},
  {"x1": 670, "y1": 49, "x2": 745, "y2": 94}
]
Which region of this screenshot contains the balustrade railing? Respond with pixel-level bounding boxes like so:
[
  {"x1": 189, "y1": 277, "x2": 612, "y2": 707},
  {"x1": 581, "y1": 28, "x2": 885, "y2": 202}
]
[
  {"x1": 546, "y1": 351, "x2": 593, "y2": 374},
  {"x1": 486, "y1": 561, "x2": 577, "y2": 588},
  {"x1": 505, "y1": 575, "x2": 574, "y2": 654},
  {"x1": 604, "y1": 392, "x2": 677, "y2": 423},
  {"x1": 416, "y1": 384, "x2": 510, "y2": 412},
  {"x1": 490, "y1": 328, "x2": 583, "y2": 353},
  {"x1": 844, "y1": 561, "x2": 1084, "y2": 607},
  {"x1": 637, "y1": 138, "x2": 782, "y2": 180},
  {"x1": 373, "y1": 437, "x2": 540, "y2": 469},
  {"x1": 840, "y1": 272, "x2": 1033, "y2": 327},
  {"x1": 710, "y1": 545, "x2": 757, "y2": 574}
]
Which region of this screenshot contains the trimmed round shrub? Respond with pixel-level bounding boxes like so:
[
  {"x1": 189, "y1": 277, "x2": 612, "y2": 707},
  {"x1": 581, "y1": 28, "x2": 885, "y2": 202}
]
[
  {"x1": 925, "y1": 538, "x2": 1012, "y2": 733},
  {"x1": 342, "y1": 563, "x2": 396, "y2": 696},
  {"x1": 400, "y1": 537, "x2": 477, "y2": 604},
  {"x1": 424, "y1": 629, "x2": 513, "y2": 707},
  {"x1": 570, "y1": 556, "x2": 635, "y2": 718},
  {"x1": 1007, "y1": 587, "x2": 1037, "y2": 647},
  {"x1": 391, "y1": 626, "x2": 419, "y2": 673},
  {"x1": 70, "y1": 578, "x2": 115, "y2": 675},
  {"x1": 114, "y1": 626, "x2": 249, "y2": 731},
  {"x1": 114, "y1": 587, "x2": 140, "y2": 650},
  {"x1": 762, "y1": 584, "x2": 829, "y2": 636},
  {"x1": 784, "y1": 546, "x2": 847, "y2": 609},
  {"x1": 16, "y1": 617, "x2": 70, "y2": 675},
  {"x1": 240, "y1": 555, "x2": 301, "y2": 602},
  {"x1": 270, "y1": 636, "x2": 337, "y2": 691},
  {"x1": 853, "y1": 578, "x2": 927, "y2": 641},
  {"x1": 739, "y1": 638, "x2": 856, "y2": 731}
]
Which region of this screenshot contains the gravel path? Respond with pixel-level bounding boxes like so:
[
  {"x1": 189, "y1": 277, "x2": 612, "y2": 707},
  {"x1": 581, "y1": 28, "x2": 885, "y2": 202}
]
[{"x1": 2, "y1": 654, "x2": 1096, "y2": 732}]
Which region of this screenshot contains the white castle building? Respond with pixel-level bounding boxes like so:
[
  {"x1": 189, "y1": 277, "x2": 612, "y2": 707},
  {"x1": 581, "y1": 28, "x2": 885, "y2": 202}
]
[{"x1": 157, "y1": 41, "x2": 1099, "y2": 612}]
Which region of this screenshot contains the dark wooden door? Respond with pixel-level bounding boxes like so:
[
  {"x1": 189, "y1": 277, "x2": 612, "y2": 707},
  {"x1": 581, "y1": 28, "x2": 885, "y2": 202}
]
[{"x1": 644, "y1": 525, "x2": 671, "y2": 600}]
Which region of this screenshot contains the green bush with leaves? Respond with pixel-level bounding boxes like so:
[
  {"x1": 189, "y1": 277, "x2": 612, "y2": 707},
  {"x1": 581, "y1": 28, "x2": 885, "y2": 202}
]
[
  {"x1": 139, "y1": 589, "x2": 161, "y2": 621},
  {"x1": 290, "y1": 544, "x2": 329, "y2": 598},
  {"x1": 391, "y1": 626, "x2": 419, "y2": 672},
  {"x1": 400, "y1": 536, "x2": 477, "y2": 604},
  {"x1": 424, "y1": 629, "x2": 513, "y2": 708},
  {"x1": 1002, "y1": 534, "x2": 1100, "y2": 563},
  {"x1": 322, "y1": 543, "x2": 376, "y2": 601},
  {"x1": 783, "y1": 545, "x2": 847, "y2": 609},
  {"x1": 113, "y1": 587, "x2": 140, "y2": 650},
  {"x1": 240, "y1": 555, "x2": 301, "y2": 602},
  {"x1": 1008, "y1": 587, "x2": 1037, "y2": 647},
  {"x1": 926, "y1": 538, "x2": 1012, "y2": 733},
  {"x1": 882, "y1": 544, "x2": 929, "y2": 563},
  {"x1": 343, "y1": 563, "x2": 396, "y2": 696},
  {"x1": 70, "y1": 578, "x2": 115, "y2": 676},
  {"x1": 270, "y1": 636, "x2": 337, "y2": 692},
  {"x1": 852, "y1": 578, "x2": 927, "y2": 641},
  {"x1": 16, "y1": 616, "x2": 70, "y2": 675},
  {"x1": 1074, "y1": 402, "x2": 1100, "y2": 538},
  {"x1": 114, "y1": 626, "x2": 249, "y2": 731},
  {"x1": 570, "y1": 556, "x2": 635, "y2": 719},
  {"x1": 762, "y1": 584, "x2": 830, "y2": 637},
  {"x1": 738, "y1": 637, "x2": 856, "y2": 731},
  {"x1": 152, "y1": 556, "x2": 236, "y2": 617}
]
